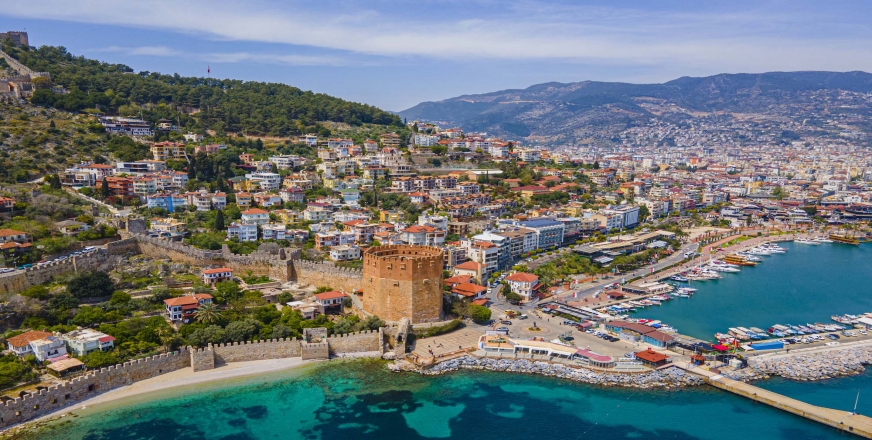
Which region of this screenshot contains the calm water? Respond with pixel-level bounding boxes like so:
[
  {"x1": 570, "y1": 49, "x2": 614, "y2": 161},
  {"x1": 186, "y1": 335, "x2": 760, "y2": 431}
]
[
  {"x1": 23, "y1": 359, "x2": 852, "y2": 440},
  {"x1": 639, "y1": 241, "x2": 872, "y2": 341}
]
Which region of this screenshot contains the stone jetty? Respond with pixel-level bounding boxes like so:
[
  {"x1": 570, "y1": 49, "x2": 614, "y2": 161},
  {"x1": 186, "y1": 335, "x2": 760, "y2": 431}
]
[
  {"x1": 404, "y1": 356, "x2": 704, "y2": 388},
  {"x1": 724, "y1": 343, "x2": 872, "y2": 382}
]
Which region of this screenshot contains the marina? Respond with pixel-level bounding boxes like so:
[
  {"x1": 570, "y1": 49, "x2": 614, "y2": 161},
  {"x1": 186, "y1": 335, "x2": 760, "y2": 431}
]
[{"x1": 633, "y1": 239, "x2": 872, "y2": 342}]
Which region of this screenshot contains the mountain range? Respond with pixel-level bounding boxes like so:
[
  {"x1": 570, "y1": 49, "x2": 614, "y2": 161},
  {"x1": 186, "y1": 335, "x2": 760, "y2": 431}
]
[{"x1": 399, "y1": 71, "x2": 872, "y2": 145}]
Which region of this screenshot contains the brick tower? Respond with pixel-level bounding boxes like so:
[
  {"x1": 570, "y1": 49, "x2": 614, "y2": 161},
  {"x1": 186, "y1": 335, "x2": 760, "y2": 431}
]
[{"x1": 361, "y1": 245, "x2": 444, "y2": 323}]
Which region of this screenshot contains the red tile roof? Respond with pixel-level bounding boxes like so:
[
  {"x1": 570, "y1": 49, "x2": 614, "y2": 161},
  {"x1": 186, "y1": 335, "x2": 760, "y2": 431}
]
[
  {"x1": 505, "y1": 272, "x2": 538, "y2": 282},
  {"x1": 203, "y1": 267, "x2": 233, "y2": 275},
  {"x1": 635, "y1": 348, "x2": 669, "y2": 363},
  {"x1": 164, "y1": 294, "x2": 213, "y2": 306},
  {"x1": 314, "y1": 291, "x2": 348, "y2": 300},
  {"x1": 453, "y1": 261, "x2": 481, "y2": 271},
  {"x1": 0, "y1": 229, "x2": 27, "y2": 237},
  {"x1": 7, "y1": 331, "x2": 53, "y2": 348}
]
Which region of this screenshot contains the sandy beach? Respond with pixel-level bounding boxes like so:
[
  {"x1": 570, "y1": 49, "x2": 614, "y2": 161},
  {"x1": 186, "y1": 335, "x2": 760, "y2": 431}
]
[{"x1": 16, "y1": 351, "x2": 381, "y2": 431}]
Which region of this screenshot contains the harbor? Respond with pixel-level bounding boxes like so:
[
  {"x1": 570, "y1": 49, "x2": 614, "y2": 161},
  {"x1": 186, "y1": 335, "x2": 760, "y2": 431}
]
[{"x1": 615, "y1": 237, "x2": 872, "y2": 344}]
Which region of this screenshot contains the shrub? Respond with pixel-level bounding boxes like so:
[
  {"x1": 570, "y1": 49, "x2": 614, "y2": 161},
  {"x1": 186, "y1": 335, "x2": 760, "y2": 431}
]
[
  {"x1": 469, "y1": 305, "x2": 492, "y2": 323},
  {"x1": 415, "y1": 319, "x2": 463, "y2": 338}
]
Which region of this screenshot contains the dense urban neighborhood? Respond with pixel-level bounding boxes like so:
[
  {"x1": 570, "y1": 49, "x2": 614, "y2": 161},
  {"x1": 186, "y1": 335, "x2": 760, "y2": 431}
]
[{"x1": 3, "y1": 29, "x2": 872, "y2": 437}]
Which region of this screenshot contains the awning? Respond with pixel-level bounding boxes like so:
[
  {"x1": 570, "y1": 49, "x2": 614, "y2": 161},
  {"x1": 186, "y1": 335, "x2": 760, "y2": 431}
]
[{"x1": 712, "y1": 344, "x2": 730, "y2": 352}]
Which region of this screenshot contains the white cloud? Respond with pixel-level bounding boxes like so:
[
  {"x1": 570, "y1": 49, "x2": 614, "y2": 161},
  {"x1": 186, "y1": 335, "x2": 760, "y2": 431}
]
[
  {"x1": 6, "y1": 0, "x2": 872, "y2": 72},
  {"x1": 91, "y1": 45, "x2": 354, "y2": 67}
]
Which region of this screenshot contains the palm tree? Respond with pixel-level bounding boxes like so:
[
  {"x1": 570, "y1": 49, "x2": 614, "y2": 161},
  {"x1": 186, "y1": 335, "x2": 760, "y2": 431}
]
[{"x1": 196, "y1": 302, "x2": 221, "y2": 324}]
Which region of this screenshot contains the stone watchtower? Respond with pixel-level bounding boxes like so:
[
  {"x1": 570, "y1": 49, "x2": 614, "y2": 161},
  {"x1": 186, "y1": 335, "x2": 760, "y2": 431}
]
[{"x1": 361, "y1": 245, "x2": 444, "y2": 323}]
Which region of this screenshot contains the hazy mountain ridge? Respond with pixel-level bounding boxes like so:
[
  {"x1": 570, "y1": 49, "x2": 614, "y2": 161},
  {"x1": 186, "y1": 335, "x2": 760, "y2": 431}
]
[{"x1": 400, "y1": 71, "x2": 872, "y2": 144}]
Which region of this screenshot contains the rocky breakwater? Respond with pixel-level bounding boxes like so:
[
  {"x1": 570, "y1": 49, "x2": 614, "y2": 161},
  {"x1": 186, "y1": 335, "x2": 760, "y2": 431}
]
[
  {"x1": 746, "y1": 345, "x2": 872, "y2": 381},
  {"x1": 403, "y1": 356, "x2": 704, "y2": 389}
]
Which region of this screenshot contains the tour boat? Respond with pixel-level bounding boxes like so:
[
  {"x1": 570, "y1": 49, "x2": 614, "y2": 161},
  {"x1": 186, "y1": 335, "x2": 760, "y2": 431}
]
[{"x1": 830, "y1": 233, "x2": 860, "y2": 245}]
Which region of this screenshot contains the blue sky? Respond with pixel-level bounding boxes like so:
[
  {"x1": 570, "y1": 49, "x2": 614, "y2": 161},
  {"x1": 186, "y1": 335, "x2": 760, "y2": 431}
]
[{"x1": 2, "y1": 1, "x2": 871, "y2": 111}]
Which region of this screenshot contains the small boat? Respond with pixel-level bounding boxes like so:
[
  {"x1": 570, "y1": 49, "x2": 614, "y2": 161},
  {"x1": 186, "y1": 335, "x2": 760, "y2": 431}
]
[
  {"x1": 749, "y1": 327, "x2": 766, "y2": 335},
  {"x1": 729, "y1": 328, "x2": 750, "y2": 340}
]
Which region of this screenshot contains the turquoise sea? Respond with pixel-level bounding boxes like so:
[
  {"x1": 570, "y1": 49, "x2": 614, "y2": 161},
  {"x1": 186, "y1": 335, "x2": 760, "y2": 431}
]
[
  {"x1": 638, "y1": 241, "x2": 872, "y2": 341},
  {"x1": 21, "y1": 241, "x2": 872, "y2": 440},
  {"x1": 21, "y1": 360, "x2": 855, "y2": 440}
]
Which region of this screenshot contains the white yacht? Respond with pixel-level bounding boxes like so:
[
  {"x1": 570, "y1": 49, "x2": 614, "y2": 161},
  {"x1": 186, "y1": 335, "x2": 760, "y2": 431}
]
[{"x1": 794, "y1": 238, "x2": 818, "y2": 245}]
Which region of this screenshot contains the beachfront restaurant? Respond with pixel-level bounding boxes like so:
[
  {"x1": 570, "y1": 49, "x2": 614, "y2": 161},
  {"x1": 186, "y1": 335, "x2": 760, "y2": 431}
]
[
  {"x1": 478, "y1": 335, "x2": 614, "y2": 366},
  {"x1": 605, "y1": 321, "x2": 675, "y2": 348}
]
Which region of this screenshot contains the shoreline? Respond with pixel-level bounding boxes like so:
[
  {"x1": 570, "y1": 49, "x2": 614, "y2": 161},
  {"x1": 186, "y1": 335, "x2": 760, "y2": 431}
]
[
  {"x1": 407, "y1": 355, "x2": 706, "y2": 388},
  {"x1": 2, "y1": 352, "x2": 379, "y2": 436}
]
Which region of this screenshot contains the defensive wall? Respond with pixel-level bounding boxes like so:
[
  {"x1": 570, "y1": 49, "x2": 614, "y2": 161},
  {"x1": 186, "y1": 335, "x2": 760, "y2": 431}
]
[
  {"x1": 0, "y1": 348, "x2": 191, "y2": 428},
  {"x1": 0, "y1": 250, "x2": 110, "y2": 295},
  {"x1": 0, "y1": 328, "x2": 386, "y2": 429},
  {"x1": 291, "y1": 260, "x2": 362, "y2": 292}
]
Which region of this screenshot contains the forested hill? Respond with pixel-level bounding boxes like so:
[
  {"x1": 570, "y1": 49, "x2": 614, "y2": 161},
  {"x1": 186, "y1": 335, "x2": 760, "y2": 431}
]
[{"x1": 4, "y1": 43, "x2": 401, "y2": 136}]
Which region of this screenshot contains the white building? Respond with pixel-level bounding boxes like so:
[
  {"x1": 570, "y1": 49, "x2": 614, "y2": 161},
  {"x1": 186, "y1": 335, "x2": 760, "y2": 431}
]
[
  {"x1": 245, "y1": 172, "x2": 282, "y2": 191},
  {"x1": 241, "y1": 208, "x2": 270, "y2": 225},
  {"x1": 329, "y1": 244, "x2": 361, "y2": 261},
  {"x1": 61, "y1": 329, "x2": 115, "y2": 356},
  {"x1": 227, "y1": 222, "x2": 259, "y2": 242},
  {"x1": 503, "y1": 272, "x2": 540, "y2": 299}
]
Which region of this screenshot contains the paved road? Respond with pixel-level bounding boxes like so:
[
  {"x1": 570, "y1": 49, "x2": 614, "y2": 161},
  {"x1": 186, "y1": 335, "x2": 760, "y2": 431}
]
[{"x1": 539, "y1": 240, "x2": 702, "y2": 304}]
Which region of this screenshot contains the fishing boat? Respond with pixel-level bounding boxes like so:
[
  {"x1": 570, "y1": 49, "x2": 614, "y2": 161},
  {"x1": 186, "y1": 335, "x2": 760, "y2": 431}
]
[
  {"x1": 830, "y1": 233, "x2": 860, "y2": 245},
  {"x1": 728, "y1": 328, "x2": 750, "y2": 340},
  {"x1": 832, "y1": 314, "x2": 858, "y2": 324},
  {"x1": 749, "y1": 327, "x2": 766, "y2": 335}
]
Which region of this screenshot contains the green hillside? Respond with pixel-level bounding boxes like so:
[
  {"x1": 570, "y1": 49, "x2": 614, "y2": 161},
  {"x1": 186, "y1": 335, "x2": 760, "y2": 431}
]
[{"x1": 3, "y1": 42, "x2": 402, "y2": 136}]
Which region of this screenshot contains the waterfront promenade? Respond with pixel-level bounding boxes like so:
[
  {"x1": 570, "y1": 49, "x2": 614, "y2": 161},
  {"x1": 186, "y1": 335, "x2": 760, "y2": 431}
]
[{"x1": 680, "y1": 364, "x2": 872, "y2": 438}]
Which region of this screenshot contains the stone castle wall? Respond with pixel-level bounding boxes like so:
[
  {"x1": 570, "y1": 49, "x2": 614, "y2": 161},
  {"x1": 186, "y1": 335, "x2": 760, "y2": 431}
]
[
  {"x1": 0, "y1": 250, "x2": 110, "y2": 295},
  {"x1": 190, "y1": 346, "x2": 215, "y2": 372},
  {"x1": 291, "y1": 260, "x2": 362, "y2": 292},
  {"x1": 0, "y1": 349, "x2": 191, "y2": 428},
  {"x1": 0, "y1": 330, "x2": 384, "y2": 428},
  {"x1": 212, "y1": 338, "x2": 303, "y2": 364}
]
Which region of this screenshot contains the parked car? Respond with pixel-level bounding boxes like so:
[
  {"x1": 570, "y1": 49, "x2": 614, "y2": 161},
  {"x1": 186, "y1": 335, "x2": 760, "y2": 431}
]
[
  {"x1": 501, "y1": 320, "x2": 512, "y2": 325},
  {"x1": 496, "y1": 327, "x2": 509, "y2": 332}
]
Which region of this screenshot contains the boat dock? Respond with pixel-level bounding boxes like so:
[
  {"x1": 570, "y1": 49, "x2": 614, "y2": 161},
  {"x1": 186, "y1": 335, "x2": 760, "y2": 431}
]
[{"x1": 678, "y1": 364, "x2": 872, "y2": 438}]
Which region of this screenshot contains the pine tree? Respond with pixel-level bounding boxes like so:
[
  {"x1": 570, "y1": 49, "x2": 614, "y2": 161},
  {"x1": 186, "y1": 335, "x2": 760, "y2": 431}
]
[
  {"x1": 100, "y1": 177, "x2": 110, "y2": 199},
  {"x1": 188, "y1": 156, "x2": 197, "y2": 179},
  {"x1": 215, "y1": 209, "x2": 225, "y2": 231}
]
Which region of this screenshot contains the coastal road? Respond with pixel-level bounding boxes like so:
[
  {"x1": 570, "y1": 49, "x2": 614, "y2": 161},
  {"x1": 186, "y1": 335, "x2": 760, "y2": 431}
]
[{"x1": 540, "y1": 240, "x2": 701, "y2": 304}]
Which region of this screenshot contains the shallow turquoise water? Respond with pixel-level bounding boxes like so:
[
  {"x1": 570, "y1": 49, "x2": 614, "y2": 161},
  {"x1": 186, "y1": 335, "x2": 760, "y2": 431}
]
[
  {"x1": 26, "y1": 360, "x2": 850, "y2": 440},
  {"x1": 638, "y1": 242, "x2": 872, "y2": 341}
]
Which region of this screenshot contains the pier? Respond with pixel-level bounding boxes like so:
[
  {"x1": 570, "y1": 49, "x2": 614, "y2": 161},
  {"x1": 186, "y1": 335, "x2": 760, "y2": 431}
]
[{"x1": 679, "y1": 364, "x2": 872, "y2": 438}]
